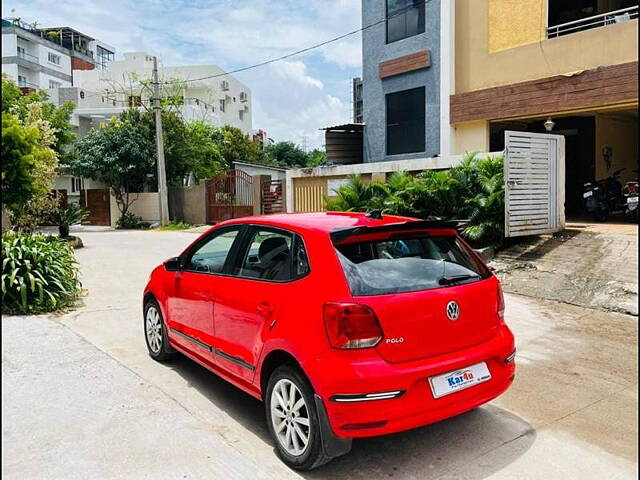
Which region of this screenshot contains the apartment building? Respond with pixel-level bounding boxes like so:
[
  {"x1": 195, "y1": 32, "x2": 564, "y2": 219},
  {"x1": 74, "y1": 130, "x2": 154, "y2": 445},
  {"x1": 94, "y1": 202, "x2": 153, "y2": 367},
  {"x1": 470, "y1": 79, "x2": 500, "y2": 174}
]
[
  {"x1": 65, "y1": 52, "x2": 252, "y2": 134},
  {"x1": 1, "y1": 18, "x2": 115, "y2": 92},
  {"x1": 451, "y1": 0, "x2": 638, "y2": 215},
  {"x1": 361, "y1": 0, "x2": 446, "y2": 163}
]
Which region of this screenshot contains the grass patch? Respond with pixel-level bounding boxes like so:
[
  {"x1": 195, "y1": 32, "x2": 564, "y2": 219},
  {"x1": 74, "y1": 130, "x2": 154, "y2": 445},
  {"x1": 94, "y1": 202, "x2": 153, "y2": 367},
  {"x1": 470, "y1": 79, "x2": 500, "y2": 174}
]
[{"x1": 156, "y1": 221, "x2": 193, "y2": 231}]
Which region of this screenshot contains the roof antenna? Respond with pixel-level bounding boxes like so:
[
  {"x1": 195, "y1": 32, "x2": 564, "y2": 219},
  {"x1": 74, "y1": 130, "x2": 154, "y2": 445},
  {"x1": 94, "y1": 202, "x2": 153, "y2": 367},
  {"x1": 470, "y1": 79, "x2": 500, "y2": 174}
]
[{"x1": 366, "y1": 210, "x2": 383, "y2": 220}]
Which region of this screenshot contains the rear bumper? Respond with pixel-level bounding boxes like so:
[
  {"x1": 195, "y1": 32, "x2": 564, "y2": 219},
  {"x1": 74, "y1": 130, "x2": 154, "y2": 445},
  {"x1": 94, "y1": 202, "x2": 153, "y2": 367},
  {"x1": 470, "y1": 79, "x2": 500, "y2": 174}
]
[{"x1": 310, "y1": 324, "x2": 515, "y2": 438}]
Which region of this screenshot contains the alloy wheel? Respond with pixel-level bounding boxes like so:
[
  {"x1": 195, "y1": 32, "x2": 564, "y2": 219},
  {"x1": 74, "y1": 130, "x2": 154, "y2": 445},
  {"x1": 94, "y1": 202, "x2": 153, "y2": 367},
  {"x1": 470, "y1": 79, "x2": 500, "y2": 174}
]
[
  {"x1": 145, "y1": 306, "x2": 163, "y2": 354},
  {"x1": 270, "y1": 378, "x2": 311, "y2": 456}
]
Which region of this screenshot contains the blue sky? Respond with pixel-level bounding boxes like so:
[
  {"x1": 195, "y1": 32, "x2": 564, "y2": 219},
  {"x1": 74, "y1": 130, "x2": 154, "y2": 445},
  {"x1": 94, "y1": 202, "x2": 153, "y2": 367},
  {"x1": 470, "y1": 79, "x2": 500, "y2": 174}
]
[{"x1": 5, "y1": 0, "x2": 364, "y2": 149}]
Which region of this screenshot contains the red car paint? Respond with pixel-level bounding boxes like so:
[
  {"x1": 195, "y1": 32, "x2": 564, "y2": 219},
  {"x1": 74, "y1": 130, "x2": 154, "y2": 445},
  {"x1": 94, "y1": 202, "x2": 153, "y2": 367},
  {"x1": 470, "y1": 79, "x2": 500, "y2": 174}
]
[{"x1": 144, "y1": 212, "x2": 515, "y2": 438}]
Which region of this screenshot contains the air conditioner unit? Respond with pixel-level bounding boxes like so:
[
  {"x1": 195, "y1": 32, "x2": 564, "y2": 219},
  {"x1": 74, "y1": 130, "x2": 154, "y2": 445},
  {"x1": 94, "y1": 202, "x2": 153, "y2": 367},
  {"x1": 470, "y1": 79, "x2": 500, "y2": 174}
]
[
  {"x1": 221, "y1": 80, "x2": 229, "y2": 91},
  {"x1": 239, "y1": 91, "x2": 247, "y2": 102}
]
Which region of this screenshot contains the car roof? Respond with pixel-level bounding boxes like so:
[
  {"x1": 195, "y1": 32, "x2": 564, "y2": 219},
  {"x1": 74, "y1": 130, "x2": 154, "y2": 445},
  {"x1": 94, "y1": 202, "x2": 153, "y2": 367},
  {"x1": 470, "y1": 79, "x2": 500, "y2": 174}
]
[{"x1": 220, "y1": 212, "x2": 420, "y2": 234}]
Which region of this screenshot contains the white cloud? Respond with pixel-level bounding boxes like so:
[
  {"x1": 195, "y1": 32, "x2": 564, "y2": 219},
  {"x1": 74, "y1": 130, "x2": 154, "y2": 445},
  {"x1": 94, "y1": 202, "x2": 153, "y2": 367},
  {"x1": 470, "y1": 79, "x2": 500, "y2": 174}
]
[
  {"x1": 5, "y1": 0, "x2": 362, "y2": 148},
  {"x1": 275, "y1": 61, "x2": 324, "y2": 90}
]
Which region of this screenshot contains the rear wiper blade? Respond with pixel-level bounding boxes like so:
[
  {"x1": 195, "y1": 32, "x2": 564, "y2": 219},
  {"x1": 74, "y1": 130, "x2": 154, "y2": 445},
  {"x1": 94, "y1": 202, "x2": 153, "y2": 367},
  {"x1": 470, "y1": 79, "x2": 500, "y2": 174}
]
[{"x1": 438, "y1": 274, "x2": 480, "y2": 285}]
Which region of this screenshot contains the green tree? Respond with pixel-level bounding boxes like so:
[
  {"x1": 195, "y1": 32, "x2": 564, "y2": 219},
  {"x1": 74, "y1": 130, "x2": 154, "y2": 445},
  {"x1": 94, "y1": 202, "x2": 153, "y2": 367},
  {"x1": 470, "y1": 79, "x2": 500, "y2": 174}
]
[
  {"x1": 1, "y1": 74, "x2": 21, "y2": 113},
  {"x1": 307, "y1": 148, "x2": 326, "y2": 167},
  {"x1": 67, "y1": 109, "x2": 155, "y2": 217},
  {"x1": 183, "y1": 121, "x2": 226, "y2": 181},
  {"x1": 1, "y1": 112, "x2": 40, "y2": 212},
  {"x1": 2, "y1": 75, "x2": 75, "y2": 163},
  {"x1": 263, "y1": 141, "x2": 308, "y2": 168},
  {"x1": 219, "y1": 125, "x2": 262, "y2": 166}
]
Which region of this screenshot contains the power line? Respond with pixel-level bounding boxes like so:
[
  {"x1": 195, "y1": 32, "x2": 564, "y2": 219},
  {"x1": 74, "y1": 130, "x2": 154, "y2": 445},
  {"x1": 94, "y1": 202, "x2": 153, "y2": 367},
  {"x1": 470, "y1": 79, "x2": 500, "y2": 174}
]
[{"x1": 159, "y1": 0, "x2": 433, "y2": 84}]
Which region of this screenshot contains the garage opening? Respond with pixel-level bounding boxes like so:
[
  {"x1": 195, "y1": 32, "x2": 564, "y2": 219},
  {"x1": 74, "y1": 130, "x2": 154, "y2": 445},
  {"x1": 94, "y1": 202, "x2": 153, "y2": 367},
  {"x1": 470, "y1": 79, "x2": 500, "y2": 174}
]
[{"x1": 491, "y1": 108, "x2": 639, "y2": 221}]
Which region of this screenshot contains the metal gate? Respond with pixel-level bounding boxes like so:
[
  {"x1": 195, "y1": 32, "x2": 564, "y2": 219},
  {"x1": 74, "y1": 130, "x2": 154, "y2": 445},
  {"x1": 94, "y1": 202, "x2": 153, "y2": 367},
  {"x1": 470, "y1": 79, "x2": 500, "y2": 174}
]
[
  {"x1": 262, "y1": 179, "x2": 284, "y2": 214},
  {"x1": 504, "y1": 131, "x2": 565, "y2": 237},
  {"x1": 205, "y1": 169, "x2": 253, "y2": 224}
]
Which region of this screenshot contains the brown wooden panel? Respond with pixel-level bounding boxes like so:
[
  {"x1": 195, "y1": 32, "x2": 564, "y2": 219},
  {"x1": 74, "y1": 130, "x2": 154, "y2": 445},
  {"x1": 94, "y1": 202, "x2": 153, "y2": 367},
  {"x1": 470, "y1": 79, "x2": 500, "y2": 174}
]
[
  {"x1": 84, "y1": 189, "x2": 111, "y2": 226},
  {"x1": 450, "y1": 62, "x2": 638, "y2": 124},
  {"x1": 379, "y1": 50, "x2": 430, "y2": 79}
]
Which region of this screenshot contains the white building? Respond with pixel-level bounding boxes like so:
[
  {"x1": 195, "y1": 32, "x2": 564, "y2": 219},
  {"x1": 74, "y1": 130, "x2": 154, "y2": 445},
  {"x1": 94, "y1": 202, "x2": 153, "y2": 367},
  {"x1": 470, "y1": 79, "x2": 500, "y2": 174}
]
[
  {"x1": 1, "y1": 18, "x2": 115, "y2": 91},
  {"x1": 68, "y1": 52, "x2": 252, "y2": 134}
]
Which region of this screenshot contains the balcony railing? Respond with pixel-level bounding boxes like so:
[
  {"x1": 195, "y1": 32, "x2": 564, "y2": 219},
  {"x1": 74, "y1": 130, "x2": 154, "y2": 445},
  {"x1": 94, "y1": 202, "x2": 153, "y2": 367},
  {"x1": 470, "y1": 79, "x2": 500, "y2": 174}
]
[
  {"x1": 17, "y1": 79, "x2": 39, "y2": 89},
  {"x1": 17, "y1": 49, "x2": 38, "y2": 63},
  {"x1": 547, "y1": 5, "x2": 638, "y2": 38}
]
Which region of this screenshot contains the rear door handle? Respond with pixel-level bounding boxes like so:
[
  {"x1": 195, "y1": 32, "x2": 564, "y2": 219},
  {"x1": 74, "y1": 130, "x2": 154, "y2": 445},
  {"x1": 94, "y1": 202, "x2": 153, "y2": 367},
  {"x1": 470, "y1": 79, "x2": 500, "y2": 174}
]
[{"x1": 257, "y1": 301, "x2": 273, "y2": 317}]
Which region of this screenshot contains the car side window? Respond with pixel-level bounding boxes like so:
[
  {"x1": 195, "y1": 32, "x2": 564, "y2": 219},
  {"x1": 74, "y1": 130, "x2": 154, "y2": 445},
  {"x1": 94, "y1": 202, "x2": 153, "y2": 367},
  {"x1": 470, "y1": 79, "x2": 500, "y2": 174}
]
[
  {"x1": 237, "y1": 229, "x2": 293, "y2": 281},
  {"x1": 186, "y1": 228, "x2": 240, "y2": 274},
  {"x1": 293, "y1": 236, "x2": 310, "y2": 277}
]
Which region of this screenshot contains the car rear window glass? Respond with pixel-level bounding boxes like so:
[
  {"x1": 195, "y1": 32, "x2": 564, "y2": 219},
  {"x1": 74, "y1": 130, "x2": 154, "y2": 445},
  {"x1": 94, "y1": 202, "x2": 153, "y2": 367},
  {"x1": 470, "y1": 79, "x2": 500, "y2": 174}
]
[{"x1": 335, "y1": 234, "x2": 490, "y2": 296}]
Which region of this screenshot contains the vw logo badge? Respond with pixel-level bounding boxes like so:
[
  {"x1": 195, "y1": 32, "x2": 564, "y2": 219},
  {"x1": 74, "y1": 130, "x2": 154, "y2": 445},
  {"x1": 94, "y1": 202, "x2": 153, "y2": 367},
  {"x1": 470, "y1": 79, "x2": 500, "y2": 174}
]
[{"x1": 446, "y1": 301, "x2": 460, "y2": 321}]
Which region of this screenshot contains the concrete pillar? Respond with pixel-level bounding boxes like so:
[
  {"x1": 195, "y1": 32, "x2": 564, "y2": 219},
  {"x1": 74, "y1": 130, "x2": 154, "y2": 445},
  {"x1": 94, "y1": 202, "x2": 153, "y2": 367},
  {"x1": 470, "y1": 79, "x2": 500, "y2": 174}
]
[{"x1": 371, "y1": 172, "x2": 387, "y2": 183}]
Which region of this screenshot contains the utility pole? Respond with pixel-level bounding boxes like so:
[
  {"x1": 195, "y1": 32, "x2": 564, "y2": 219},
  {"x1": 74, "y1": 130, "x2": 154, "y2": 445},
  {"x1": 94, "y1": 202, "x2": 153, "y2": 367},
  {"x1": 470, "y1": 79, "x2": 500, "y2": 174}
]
[{"x1": 152, "y1": 56, "x2": 169, "y2": 226}]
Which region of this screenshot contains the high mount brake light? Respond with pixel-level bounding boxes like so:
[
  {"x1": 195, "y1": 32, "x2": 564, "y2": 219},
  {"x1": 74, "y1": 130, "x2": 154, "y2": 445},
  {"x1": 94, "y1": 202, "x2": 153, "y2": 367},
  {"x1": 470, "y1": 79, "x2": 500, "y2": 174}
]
[{"x1": 323, "y1": 303, "x2": 384, "y2": 349}]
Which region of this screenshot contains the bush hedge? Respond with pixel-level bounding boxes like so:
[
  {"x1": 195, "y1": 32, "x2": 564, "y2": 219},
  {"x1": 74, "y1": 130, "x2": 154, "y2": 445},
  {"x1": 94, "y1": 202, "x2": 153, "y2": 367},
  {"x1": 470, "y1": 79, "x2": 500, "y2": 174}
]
[
  {"x1": 325, "y1": 153, "x2": 505, "y2": 248},
  {"x1": 1, "y1": 232, "x2": 81, "y2": 314}
]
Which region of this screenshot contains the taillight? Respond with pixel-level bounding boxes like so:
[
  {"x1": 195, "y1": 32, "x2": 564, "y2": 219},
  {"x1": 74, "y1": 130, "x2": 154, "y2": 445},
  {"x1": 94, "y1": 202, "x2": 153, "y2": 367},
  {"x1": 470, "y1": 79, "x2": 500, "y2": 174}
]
[
  {"x1": 323, "y1": 303, "x2": 383, "y2": 349},
  {"x1": 497, "y1": 284, "x2": 505, "y2": 322}
]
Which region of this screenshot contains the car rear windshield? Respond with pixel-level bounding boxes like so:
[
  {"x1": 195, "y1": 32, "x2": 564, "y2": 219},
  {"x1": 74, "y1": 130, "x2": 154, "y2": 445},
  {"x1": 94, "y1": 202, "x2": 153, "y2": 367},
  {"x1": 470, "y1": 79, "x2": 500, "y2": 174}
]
[{"x1": 334, "y1": 233, "x2": 491, "y2": 296}]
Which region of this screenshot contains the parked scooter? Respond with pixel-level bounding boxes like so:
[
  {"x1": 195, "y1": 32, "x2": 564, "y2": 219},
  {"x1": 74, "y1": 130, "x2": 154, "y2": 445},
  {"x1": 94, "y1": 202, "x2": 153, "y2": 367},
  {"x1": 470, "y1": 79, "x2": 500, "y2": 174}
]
[{"x1": 583, "y1": 168, "x2": 638, "y2": 222}]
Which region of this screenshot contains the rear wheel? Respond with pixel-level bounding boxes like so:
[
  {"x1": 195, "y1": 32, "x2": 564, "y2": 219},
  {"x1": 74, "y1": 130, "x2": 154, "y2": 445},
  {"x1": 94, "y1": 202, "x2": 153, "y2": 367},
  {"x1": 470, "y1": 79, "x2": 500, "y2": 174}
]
[
  {"x1": 144, "y1": 299, "x2": 175, "y2": 362},
  {"x1": 265, "y1": 365, "x2": 331, "y2": 470}
]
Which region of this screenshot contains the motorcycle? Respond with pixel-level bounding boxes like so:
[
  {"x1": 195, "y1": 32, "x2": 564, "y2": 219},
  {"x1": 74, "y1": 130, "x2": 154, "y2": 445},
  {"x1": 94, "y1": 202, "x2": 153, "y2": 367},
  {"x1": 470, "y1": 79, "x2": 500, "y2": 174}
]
[{"x1": 583, "y1": 168, "x2": 638, "y2": 222}]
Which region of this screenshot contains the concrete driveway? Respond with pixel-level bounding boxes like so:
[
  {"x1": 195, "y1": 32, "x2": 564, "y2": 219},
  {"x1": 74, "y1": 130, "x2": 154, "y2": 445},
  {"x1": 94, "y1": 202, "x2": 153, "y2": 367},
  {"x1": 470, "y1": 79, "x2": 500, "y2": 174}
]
[{"x1": 2, "y1": 228, "x2": 638, "y2": 479}]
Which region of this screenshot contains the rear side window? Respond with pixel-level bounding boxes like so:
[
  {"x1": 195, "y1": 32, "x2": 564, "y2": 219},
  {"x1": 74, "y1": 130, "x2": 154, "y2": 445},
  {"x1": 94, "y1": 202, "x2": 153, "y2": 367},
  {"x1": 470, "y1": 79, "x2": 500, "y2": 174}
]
[
  {"x1": 335, "y1": 234, "x2": 490, "y2": 296},
  {"x1": 235, "y1": 229, "x2": 310, "y2": 281}
]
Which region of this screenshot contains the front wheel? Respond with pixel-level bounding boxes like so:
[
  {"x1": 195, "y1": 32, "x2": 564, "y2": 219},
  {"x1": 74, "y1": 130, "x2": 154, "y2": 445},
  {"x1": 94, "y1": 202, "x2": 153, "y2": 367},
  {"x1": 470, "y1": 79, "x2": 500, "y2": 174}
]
[
  {"x1": 265, "y1": 365, "x2": 331, "y2": 470},
  {"x1": 144, "y1": 299, "x2": 176, "y2": 362}
]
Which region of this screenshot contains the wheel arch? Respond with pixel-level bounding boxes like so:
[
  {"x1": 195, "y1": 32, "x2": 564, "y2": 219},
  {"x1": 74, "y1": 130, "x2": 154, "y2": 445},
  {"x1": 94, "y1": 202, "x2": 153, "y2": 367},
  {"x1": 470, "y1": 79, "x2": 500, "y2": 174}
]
[{"x1": 259, "y1": 348, "x2": 309, "y2": 400}]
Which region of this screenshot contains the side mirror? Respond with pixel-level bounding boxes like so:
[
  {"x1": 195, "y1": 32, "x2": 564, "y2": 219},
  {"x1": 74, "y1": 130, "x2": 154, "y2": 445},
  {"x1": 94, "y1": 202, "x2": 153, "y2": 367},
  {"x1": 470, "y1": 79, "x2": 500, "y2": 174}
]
[{"x1": 164, "y1": 257, "x2": 182, "y2": 272}]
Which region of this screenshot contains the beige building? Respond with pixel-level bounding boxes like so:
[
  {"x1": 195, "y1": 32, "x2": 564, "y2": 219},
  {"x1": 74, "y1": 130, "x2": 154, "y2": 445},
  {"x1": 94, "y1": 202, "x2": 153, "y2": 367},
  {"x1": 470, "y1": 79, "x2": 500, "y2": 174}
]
[{"x1": 451, "y1": 0, "x2": 638, "y2": 215}]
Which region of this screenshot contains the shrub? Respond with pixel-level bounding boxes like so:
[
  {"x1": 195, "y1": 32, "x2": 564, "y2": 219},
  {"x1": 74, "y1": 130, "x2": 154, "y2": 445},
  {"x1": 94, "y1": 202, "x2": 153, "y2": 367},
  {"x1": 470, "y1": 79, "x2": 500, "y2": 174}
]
[
  {"x1": 49, "y1": 203, "x2": 88, "y2": 238},
  {"x1": 158, "y1": 220, "x2": 192, "y2": 231},
  {"x1": 325, "y1": 153, "x2": 506, "y2": 248},
  {"x1": 1, "y1": 232, "x2": 81, "y2": 313},
  {"x1": 116, "y1": 212, "x2": 143, "y2": 229}
]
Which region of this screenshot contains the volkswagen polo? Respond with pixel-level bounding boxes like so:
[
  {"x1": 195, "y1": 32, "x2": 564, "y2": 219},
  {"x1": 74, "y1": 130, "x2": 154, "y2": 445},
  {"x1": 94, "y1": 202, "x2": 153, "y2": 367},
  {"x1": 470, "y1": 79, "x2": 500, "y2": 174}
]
[{"x1": 143, "y1": 212, "x2": 516, "y2": 470}]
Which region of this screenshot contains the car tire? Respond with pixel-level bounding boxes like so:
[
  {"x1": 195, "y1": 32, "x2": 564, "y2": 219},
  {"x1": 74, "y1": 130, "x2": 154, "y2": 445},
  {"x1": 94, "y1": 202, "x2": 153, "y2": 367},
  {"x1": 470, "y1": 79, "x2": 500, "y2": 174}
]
[
  {"x1": 265, "y1": 365, "x2": 331, "y2": 470},
  {"x1": 143, "y1": 299, "x2": 176, "y2": 362}
]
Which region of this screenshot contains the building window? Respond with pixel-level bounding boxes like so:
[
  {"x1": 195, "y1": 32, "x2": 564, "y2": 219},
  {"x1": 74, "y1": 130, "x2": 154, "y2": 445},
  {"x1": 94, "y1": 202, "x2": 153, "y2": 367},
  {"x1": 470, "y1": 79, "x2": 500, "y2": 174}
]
[
  {"x1": 219, "y1": 99, "x2": 226, "y2": 113},
  {"x1": 70, "y1": 177, "x2": 84, "y2": 193},
  {"x1": 96, "y1": 45, "x2": 115, "y2": 70},
  {"x1": 386, "y1": 0, "x2": 425, "y2": 43},
  {"x1": 17, "y1": 75, "x2": 27, "y2": 87},
  {"x1": 49, "y1": 80, "x2": 62, "y2": 89},
  {"x1": 386, "y1": 87, "x2": 425, "y2": 155},
  {"x1": 48, "y1": 52, "x2": 61, "y2": 65}
]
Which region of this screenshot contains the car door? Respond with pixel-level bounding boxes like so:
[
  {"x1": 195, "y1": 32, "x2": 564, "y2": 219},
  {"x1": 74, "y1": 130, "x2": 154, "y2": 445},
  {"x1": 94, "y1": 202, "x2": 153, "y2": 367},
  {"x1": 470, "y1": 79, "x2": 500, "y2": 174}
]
[
  {"x1": 212, "y1": 226, "x2": 309, "y2": 383},
  {"x1": 165, "y1": 226, "x2": 244, "y2": 362}
]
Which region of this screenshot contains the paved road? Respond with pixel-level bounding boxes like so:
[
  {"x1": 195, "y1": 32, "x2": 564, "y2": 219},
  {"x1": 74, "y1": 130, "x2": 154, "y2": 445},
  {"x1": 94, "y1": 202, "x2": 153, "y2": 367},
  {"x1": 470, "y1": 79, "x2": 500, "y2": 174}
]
[{"x1": 2, "y1": 228, "x2": 638, "y2": 479}]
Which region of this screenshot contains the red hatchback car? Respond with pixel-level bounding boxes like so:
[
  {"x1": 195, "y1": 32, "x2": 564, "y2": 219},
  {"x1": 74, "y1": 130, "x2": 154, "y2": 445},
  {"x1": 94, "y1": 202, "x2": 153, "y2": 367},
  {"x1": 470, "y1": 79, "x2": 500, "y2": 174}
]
[{"x1": 143, "y1": 212, "x2": 516, "y2": 470}]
